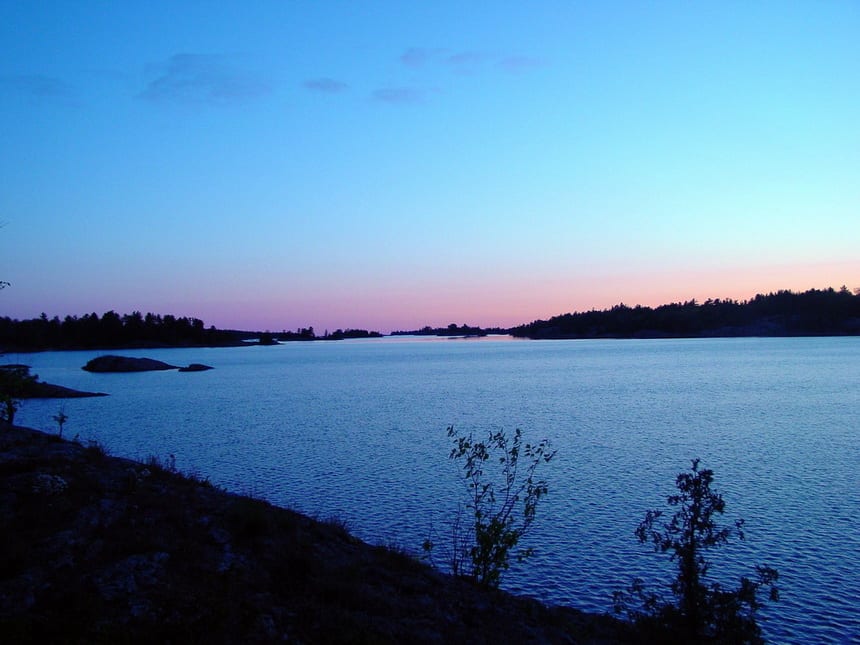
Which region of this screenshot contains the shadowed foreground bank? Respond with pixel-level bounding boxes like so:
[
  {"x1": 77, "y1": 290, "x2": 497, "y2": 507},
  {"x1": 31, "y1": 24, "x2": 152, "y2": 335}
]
[{"x1": 0, "y1": 424, "x2": 633, "y2": 644}]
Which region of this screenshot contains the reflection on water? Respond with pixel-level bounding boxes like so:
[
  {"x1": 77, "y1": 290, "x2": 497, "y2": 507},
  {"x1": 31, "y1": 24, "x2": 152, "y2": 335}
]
[{"x1": 15, "y1": 336, "x2": 860, "y2": 643}]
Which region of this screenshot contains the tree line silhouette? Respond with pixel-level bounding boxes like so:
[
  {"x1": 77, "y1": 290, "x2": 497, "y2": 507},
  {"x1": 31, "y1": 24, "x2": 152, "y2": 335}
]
[
  {"x1": 0, "y1": 313, "x2": 387, "y2": 351},
  {"x1": 0, "y1": 311, "x2": 247, "y2": 351},
  {"x1": 2, "y1": 287, "x2": 859, "y2": 350},
  {"x1": 391, "y1": 323, "x2": 505, "y2": 337},
  {"x1": 510, "y1": 287, "x2": 860, "y2": 339}
]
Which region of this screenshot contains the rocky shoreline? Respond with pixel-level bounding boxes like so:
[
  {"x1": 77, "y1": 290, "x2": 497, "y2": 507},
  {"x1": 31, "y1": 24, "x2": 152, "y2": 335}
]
[
  {"x1": 1, "y1": 364, "x2": 107, "y2": 399},
  {"x1": 19, "y1": 380, "x2": 108, "y2": 398},
  {"x1": 0, "y1": 423, "x2": 634, "y2": 643}
]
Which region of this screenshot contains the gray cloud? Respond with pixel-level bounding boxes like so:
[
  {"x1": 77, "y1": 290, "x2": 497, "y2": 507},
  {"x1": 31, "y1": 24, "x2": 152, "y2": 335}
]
[
  {"x1": 0, "y1": 74, "x2": 73, "y2": 99},
  {"x1": 138, "y1": 54, "x2": 270, "y2": 105},
  {"x1": 303, "y1": 78, "x2": 349, "y2": 93},
  {"x1": 372, "y1": 87, "x2": 426, "y2": 105}
]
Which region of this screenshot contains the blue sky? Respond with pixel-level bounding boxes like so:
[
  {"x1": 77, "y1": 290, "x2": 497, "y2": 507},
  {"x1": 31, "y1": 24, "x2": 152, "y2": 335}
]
[{"x1": 2, "y1": 2, "x2": 858, "y2": 332}]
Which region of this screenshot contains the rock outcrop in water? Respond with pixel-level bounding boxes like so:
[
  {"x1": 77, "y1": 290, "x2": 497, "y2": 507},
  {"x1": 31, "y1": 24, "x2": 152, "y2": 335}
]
[
  {"x1": 82, "y1": 355, "x2": 179, "y2": 372},
  {"x1": 82, "y1": 356, "x2": 213, "y2": 373},
  {"x1": 0, "y1": 423, "x2": 634, "y2": 643},
  {"x1": 177, "y1": 363, "x2": 213, "y2": 372}
]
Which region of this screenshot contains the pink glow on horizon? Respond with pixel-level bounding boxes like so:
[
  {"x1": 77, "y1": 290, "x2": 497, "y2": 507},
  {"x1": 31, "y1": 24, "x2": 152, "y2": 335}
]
[
  {"x1": 4, "y1": 3, "x2": 858, "y2": 341},
  {"x1": 193, "y1": 260, "x2": 858, "y2": 333},
  {"x1": 5, "y1": 260, "x2": 856, "y2": 335}
]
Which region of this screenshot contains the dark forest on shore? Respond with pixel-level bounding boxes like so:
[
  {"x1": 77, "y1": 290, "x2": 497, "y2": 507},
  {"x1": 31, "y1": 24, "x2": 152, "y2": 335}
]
[
  {"x1": 510, "y1": 286, "x2": 860, "y2": 339},
  {"x1": 1, "y1": 287, "x2": 859, "y2": 351}
]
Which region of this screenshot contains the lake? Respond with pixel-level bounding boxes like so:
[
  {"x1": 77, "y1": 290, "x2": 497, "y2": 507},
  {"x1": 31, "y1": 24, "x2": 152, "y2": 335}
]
[{"x1": 12, "y1": 336, "x2": 860, "y2": 643}]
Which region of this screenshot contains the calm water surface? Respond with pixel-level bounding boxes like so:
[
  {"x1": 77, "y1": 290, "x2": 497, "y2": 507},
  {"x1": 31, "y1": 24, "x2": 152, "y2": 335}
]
[{"x1": 14, "y1": 336, "x2": 860, "y2": 643}]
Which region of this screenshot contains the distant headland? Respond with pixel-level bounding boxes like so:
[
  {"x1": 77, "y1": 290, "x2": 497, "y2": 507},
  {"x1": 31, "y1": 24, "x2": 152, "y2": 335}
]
[
  {"x1": 1, "y1": 287, "x2": 858, "y2": 352},
  {"x1": 509, "y1": 286, "x2": 860, "y2": 339},
  {"x1": 392, "y1": 287, "x2": 860, "y2": 339},
  {"x1": 0, "y1": 312, "x2": 383, "y2": 353}
]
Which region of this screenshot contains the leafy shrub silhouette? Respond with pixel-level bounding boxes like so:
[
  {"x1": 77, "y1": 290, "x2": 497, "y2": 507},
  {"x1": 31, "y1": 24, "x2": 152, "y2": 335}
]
[
  {"x1": 52, "y1": 408, "x2": 69, "y2": 437},
  {"x1": 425, "y1": 426, "x2": 555, "y2": 588},
  {"x1": 614, "y1": 458, "x2": 779, "y2": 644},
  {"x1": 0, "y1": 365, "x2": 37, "y2": 425}
]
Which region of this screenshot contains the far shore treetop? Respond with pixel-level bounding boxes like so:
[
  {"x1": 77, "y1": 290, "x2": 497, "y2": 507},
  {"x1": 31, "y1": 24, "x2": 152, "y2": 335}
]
[{"x1": 1, "y1": 287, "x2": 858, "y2": 352}]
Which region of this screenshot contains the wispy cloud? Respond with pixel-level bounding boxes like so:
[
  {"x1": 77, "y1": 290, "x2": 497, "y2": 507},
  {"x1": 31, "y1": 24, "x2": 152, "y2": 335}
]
[
  {"x1": 372, "y1": 87, "x2": 426, "y2": 105},
  {"x1": 400, "y1": 47, "x2": 445, "y2": 68},
  {"x1": 0, "y1": 74, "x2": 74, "y2": 99},
  {"x1": 497, "y1": 56, "x2": 543, "y2": 74},
  {"x1": 398, "y1": 48, "x2": 544, "y2": 76},
  {"x1": 138, "y1": 54, "x2": 270, "y2": 105},
  {"x1": 372, "y1": 48, "x2": 542, "y2": 107},
  {"x1": 303, "y1": 78, "x2": 349, "y2": 94},
  {"x1": 446, "y1": 51, "x2": 493, "y2": 73}
]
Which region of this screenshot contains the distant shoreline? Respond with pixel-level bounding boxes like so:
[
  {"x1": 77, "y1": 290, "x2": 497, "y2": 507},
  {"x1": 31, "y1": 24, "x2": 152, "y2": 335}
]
[
  {"x1": 3, "y1": 287, "x2": 858, "y2": 352},
  {"x1": 6, "y1": 332, "x2": 860, "y2": 358}
]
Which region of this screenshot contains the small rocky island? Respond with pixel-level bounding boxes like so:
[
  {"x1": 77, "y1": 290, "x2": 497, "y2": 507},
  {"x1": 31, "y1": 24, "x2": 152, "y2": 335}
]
[
  {"x1": 82, "y1": 356, "x2": 212, "y2": 373},
  {"x1": 178, "y1": 363, "x2": 213, "y2": 372}
]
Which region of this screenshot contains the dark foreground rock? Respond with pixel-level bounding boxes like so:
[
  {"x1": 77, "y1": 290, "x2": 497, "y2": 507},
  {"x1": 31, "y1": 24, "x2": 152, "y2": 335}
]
[
  {"x1": 0, "y1": 424, "x2": 634, "y2": 644},
  {"x1": 82, "y1": 355, "x2": 179, "y2": 372},
  {"x1": 20, "y1": 381, "x2": 108, "y2": 398},
  {"x1": 0, "y1": 365, "x2": 107, "y2": 398}
]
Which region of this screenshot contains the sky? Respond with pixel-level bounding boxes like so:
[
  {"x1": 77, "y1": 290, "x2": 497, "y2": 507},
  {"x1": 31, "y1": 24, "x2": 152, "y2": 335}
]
[{"x1": 1, "y1": 2, "x2": 858, "y2": 333}]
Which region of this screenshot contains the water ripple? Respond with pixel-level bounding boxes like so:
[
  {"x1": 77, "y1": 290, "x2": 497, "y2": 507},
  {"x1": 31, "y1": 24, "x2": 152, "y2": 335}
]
[{"x1": 15, "y1": 337, "x2": 860, "y2": 643}]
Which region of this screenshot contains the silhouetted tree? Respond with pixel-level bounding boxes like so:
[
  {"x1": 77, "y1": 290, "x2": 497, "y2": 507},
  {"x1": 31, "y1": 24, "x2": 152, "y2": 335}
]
[{"x1": 614, "y1": 459, "x2": 779, "y2": 643}]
